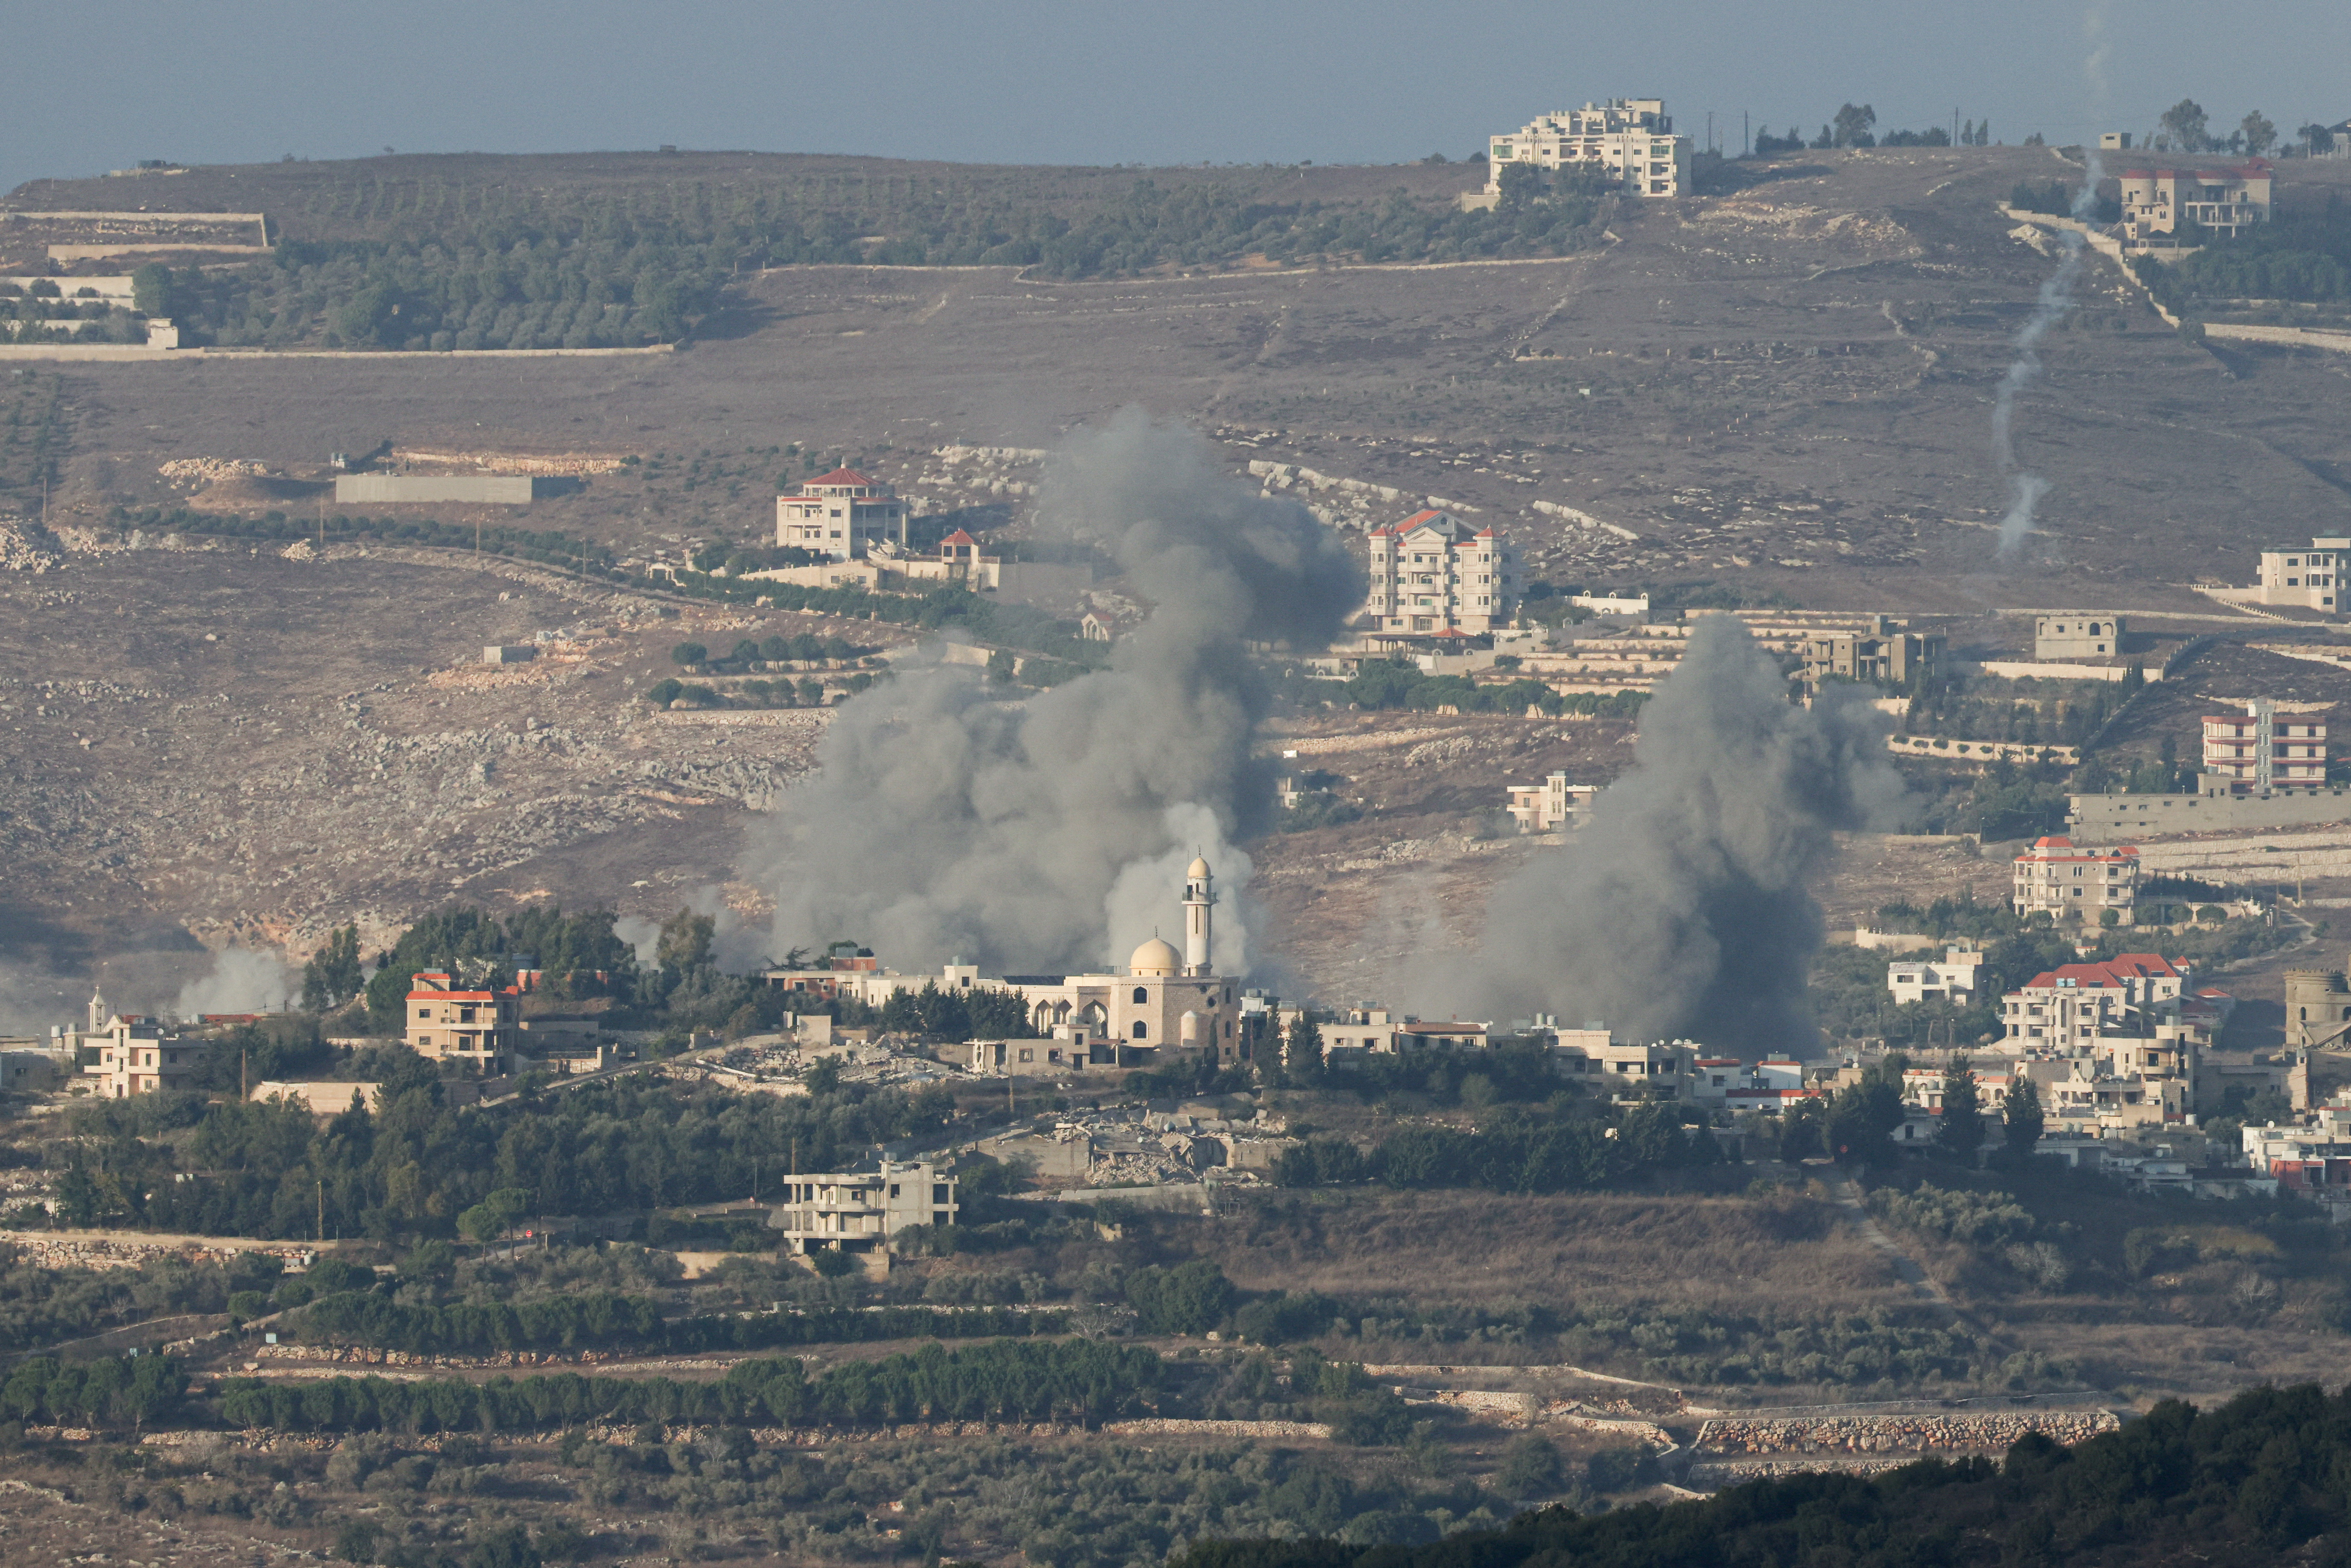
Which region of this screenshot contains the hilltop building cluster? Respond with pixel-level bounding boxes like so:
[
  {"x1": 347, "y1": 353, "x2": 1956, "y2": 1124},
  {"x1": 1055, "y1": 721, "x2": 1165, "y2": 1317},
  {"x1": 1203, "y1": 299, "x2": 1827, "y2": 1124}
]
[{"x1": 1483, "y1": 97, "x2": 1692, "y2": 199}]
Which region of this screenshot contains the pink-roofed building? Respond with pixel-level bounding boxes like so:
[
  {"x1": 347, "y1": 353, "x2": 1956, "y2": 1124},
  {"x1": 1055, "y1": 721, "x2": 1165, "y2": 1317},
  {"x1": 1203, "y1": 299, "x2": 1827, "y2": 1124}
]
[
  {"x1": 2012, "y1": 835, "x2": 2141, "y2": 923},
  {"x1": 775, "y1": 466, "x2": 909, "y2": 560},
  {"x1": 1364, "y1": 509, "x2": 1520, "y2": 639}
]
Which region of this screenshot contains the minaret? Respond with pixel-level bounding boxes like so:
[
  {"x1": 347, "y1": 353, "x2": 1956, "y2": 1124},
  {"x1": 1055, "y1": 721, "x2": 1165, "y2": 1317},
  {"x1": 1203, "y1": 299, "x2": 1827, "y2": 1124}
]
[
  {"x1": 87, "y1": 984, "x2": 108, "y2": 1033},
  {"x1": 1183, "y1": 854, "x2": 1214, "y2": 976}
]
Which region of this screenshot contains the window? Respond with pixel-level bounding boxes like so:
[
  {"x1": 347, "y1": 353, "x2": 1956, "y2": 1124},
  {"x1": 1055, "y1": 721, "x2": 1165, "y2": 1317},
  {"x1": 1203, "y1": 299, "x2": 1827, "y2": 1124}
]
[
  {"x1": 1132, "y1": 1020, "x2": 1148, "y2": 1039},
  {"x1": 1133, "y1": 986, "x2": 1148, "y2": 1003},
  {"x1": 933, "y1": 1184, "x2": 949, "y2": 1204},
  {"x1": 1017, "y1": 1048, "x2": 1033, "y2": 1062},
  {"x1": 889, "y1": 1184, "x2": 901, "y2": 1199}
]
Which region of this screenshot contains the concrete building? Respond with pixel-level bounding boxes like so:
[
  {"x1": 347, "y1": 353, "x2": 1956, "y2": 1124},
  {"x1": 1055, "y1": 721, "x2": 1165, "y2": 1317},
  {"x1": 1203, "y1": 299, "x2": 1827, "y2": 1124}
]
[
  {"x1": 1800, "y1": 618, "x2": 1944, "y2": 687},
  {"x1": 2034, "y1": 616, "x2": 2126, "y2": 660},
  {"x1": 1999, "y1": 954, "x2": 2191, "y2": 1049},
  {"x1": 0, "y1": 1049, "x2": 63, "y2": 1093},
  {"x1": 766, "y1": 1158, "x2": 955, "y2": 1255},
  {"x1": 250, "y1": 1080, "x2": 383, "y2": 1116},
  {"x1": 2289, "y1": 966, "x2": 2351, "y2": 1049},
  {"x1": 774, "y1": 467, "x2": 908, "y2": 560},
  {"x1": 2012, "y1": 835, "x2": 2140, "y2": 923},
  {"x1": 1886, "y1": 946, "x2": 1986, "y2": 1007},
  {"x1": 80, "y1": 1013, "x2": 200, "y2": 1098},
  {"x1": 766, "y1": 860, "x2": 1243, "y2": 1068},
  {"x1": 2118, "y1": 160, "x2": 2273, "y2": 245},
  {"x1": 1505, "y1": 770, "x2": 1598, "y2": 833},
  {"x1": 1363, "y1": 510, "x2": 1520, "y2": 640},
  {"x1": 2203, "y1": 699, "x2": 2328, "y2": 795},
  {"x1": 334, "y1": 475, "x2": 576, "y2": 504},
  {"x1": 404, "y1": 971, "x2": 518, "y2": 1073},
  {"x1": 2205, "y1": 535, "x2": 2348, "y2": 614},
  {"x1": 1486, "y1": 98, "x2": 1691, "y2": 198}
]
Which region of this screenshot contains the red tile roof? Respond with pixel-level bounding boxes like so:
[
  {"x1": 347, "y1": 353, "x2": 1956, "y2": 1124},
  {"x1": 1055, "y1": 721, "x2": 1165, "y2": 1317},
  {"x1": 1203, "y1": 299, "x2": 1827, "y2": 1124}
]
[
  {"x1": 941, "y1": 528, "x2": 977, "y2": 546},
  {"x1": 808, "y1": 466, "x2": 875, "y2": 487}
]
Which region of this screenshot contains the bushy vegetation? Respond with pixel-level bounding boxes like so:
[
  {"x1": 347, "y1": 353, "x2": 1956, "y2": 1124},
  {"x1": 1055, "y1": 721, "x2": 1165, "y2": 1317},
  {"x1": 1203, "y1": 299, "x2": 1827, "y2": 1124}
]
[
  {"x1": 1272, "y1": 1102, "x2": 1723, "y2": 1194},
  {"x1": 217, "y1": 1338, "x2": 1162, "y2": 1432},
  {"x1": 1178, "y1": 1383, "x2": 2351, "y2": 1568},
  {"x1": 0, "y1": 1244, "x2": 288, "y2": 1353},
  {"x1": 2146, "y1": 197, "x2": 2351, "y2": 306},
  {"x1": 43, "y1": 1076, "x2": 952, "y2": 1242},
  {"x1": 293, "y1": 1290, "x2": 1062, "y2": 1355},
  {"x1": 126, "y1": 505, "x2": 619, "y2": 575},
  {"x1": 1, "y1": 1352, "x2": 187, "y2": 1430},
  {"x1": 1341, "y1": 657, "x2": 1644, "y2": 719}
]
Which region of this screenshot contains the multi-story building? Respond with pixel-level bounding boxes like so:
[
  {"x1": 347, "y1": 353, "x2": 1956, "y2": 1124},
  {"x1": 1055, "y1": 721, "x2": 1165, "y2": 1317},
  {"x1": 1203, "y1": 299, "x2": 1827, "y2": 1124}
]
[
  {"x1": 2252, "y1": 537, "x2": 2345, "y2": 612},
  {"x1": 2118, "y1": 160, "x2": 2272, "y2": 245},
  {"x1": 2012, "y1": 835, "x2": 2141, "y2": 923},
  {"x1": 2034, "y1": 616, "x2": 2127, "y2": 660},
  {"x1": 404, "y1": 971, "x2": 518, "y2": 1073},
  {"x1": 766, "y1": 1158, "x2": 956, "y2": 1256},
  {"x1": 1885, "y1": 946, "x2": 1986, "y2": 1007},
  {"x1": 1487, "y1": 98, "x2": 1691, "y2": 198},
  {"x1": 1364, "y1": 510, "x2": 1520, "y2": 640},
  {"x1": 1799, "y1": 618, "x2": 1944, "y2": 686},
  {"x1": 773, "y1": 467, "x2": 909, "y2": 560},
  {"x1": 79, "y1": 1013, "x2": 200, "y2": 1098},
  {"x1": 1504, "y1": 770, "x2": 1598, "y2": 833},
  {"x1": 2203, "y1": 699, "x2": 2329, "y2": 795},
  {"x1": 1999, "y1": 954, "x2": 2190, "y2": 1048}
]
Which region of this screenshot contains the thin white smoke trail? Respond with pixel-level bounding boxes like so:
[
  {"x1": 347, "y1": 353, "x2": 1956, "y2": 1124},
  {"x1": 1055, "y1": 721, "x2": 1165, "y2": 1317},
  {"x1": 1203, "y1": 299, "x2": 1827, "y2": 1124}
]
[
  {"x1": 1995, "y1": 0, "x2": 2114, "y2": 563},
  {"x1": 1992, "y1": 147, "x2": 2105, "y2": 561}
]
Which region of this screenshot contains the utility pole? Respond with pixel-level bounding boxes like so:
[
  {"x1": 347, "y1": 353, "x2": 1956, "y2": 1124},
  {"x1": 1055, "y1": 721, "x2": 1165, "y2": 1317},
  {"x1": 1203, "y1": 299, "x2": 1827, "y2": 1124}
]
[
  {"x1": 241, "y1": 1043, "x2": 247, "y2": 1102},
  {"x1": 316, "y1": 1179, "x2": 325, "y2": 1243},
  {"x1": 1743, "y1": 112, "x2": 1750, "y2": 157},
  {"x1": 1706, "y1": 111, "x2": 1714, "y2": 155}
]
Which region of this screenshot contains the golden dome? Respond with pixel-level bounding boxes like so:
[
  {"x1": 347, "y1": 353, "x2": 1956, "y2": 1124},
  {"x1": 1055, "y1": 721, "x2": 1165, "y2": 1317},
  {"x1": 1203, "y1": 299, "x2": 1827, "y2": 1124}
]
[{"x1": 1129, "y1": 937, "x2": 1180, "y2": 976}]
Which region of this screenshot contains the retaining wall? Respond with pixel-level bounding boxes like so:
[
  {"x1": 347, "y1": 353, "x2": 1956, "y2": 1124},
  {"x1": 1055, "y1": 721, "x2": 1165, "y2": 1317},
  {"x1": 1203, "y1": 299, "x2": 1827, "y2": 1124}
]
[{"x1": 2069, "y1": 788, "x2": 2351, "y2": 841}]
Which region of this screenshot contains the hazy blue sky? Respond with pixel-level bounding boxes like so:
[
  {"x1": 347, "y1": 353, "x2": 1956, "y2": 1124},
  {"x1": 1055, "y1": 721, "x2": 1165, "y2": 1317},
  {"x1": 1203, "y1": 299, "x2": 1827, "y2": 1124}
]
[{"x1": 7, "y1": 1, "x2": 2346, "y2": 193}]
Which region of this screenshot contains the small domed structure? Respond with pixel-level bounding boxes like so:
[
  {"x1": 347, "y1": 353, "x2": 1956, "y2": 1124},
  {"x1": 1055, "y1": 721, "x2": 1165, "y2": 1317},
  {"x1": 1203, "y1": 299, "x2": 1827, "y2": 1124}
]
[
  {"x1": 1186, "y1": 854, "x2": 1211, "y2": 878},
  {"x1": 1129, "y1": 936, "x2": 1180, "y2": 977}
]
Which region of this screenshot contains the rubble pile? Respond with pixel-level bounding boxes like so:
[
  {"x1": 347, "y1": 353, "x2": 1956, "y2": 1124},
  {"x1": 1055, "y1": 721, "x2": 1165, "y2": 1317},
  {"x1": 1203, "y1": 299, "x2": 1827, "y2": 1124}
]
[
  {"x1": 1697, "y1": 1411, "x2": 2119, "y2": 1455},
  {"x1": 157, "y1": 457, "x2": 270, "y2": 487},
  {"x1": 0, "y1": 516, "x2": 63, "y2": 572}
]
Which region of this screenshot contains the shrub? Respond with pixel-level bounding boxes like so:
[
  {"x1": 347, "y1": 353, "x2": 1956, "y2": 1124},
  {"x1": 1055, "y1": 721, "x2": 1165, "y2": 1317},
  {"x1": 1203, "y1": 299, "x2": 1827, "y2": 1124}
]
[
  {"x1": 646, "y1": 678, "x2": 683, "y2": 705},
  {"x1": 670, "y1": 642, "x2": 708, "y2": 667},
  {"x1": 1125, "y1": 1261, "x2": 1234, "y2": 1335}
]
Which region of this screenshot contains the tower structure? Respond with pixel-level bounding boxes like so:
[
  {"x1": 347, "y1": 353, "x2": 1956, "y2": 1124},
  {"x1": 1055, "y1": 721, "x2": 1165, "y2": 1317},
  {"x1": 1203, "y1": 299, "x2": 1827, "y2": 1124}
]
[
  {"x1": 1183, "y1": 855, "x2": 1215, "y2": 977},
  {"x1": 87, "y1": 984, "x2": 107, "y2": 1033}
]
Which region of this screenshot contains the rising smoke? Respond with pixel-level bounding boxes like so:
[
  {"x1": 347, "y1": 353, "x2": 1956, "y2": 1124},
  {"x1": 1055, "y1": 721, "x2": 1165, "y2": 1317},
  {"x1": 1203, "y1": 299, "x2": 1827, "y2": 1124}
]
[
  {"x1": 1991, "y1": 147, "x2": 2107, "y2": 559},
  {"x1": 172, "y1": 947, "x2": 299, "y2": 1020},
  {"x1": 748, "y1": 408, "x2": 1361, "y2": 976},
  {"x1": 1429, "y1": 616, "x2": 1908, "y2": 1052}
]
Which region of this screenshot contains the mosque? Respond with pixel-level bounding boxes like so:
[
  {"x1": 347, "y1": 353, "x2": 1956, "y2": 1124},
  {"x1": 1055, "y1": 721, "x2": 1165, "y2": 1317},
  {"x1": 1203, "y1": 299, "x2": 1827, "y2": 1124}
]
[
  {"x1": 1000, "y1": 855, "x2": 1241, "y2": 1062},
  {"x1": 761, "y1": 855, "x2": 1242, "y2": 1067}
]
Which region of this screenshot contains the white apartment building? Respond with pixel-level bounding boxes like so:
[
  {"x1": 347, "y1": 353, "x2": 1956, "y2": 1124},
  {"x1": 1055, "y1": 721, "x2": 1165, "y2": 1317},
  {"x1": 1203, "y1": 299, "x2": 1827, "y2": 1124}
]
[
  {"x1": 2204, "y1": 699, "x2": 2329, "y2": 794},
  {"x1": 2012, "y1": 836, "x2": 2140, "y2": 923},
  {"x1": 1505, "y1": 770, "x2": 1598, "y2": 833},
  {"x1": 1364, "y1": 510, "x2": 1520, "y2": 639},
  {"x1": 1886, "y1": 946, "x2": 1986, "y2": 1007},
  {"x1": 2229, "y1": 536, "x2": 2346, "y2": 613},
  {"x1": 766, "y1": 1159, "x2": 956, "y2": 1255},
  {"x1": 2000, "y1": 954, "x2": 2192, "y2": 1049},
  {"x1": 774, "y1": 467, "x2": 910, "y2": 561},
  {"x1": 1488, "y1": 98, "x2": 1692, "y2": 198},
  {"x1": 2118, "y1": 160, "x2": 2272, "y2": 245}
]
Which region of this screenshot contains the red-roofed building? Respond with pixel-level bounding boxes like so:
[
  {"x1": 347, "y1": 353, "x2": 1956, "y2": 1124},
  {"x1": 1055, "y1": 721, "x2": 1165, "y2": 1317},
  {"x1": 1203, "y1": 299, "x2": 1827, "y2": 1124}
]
[
  {"x1": 2000, "y1": 953, "x2": 2193, "y2": 1049},
  {"x1": 1364, "y1": 509, "x2": 1520, "y2": 640},
  {"x1": 775, "y1": 466, "x2": 909, "y2": 560},
  {"x1": 406, "y1": 971, "x2": 519, "y2": 1074},
  {"x1": 2118, "y1": 160, "x2": 2271, "y2": 246},
  {"x1": 2012, "y1": 835, "x2": 2141, "y2": 923}
]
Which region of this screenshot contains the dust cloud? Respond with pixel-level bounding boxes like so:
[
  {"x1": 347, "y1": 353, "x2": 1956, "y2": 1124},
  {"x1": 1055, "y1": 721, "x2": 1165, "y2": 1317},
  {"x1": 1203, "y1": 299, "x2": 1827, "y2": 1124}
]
[
  {"x1": 1426, "y1": 616, "x2": 1909, "y2": 1052},
  {"x1": 748, "y1": 408, "x2": 1361, "y2": 976},
  {"x1": 1993, "y1": 150, "x2": 2108, "y2": 560},
  {"x1": 172, "y1": 947, "x2": 299, "y2": 1020}
]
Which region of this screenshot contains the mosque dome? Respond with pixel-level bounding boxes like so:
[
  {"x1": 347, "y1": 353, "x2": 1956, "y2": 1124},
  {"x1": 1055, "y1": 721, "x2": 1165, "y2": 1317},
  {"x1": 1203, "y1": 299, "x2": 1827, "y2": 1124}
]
[
  {"x1": 1129, "y1": 936, "x2": 1180, "y2": 976},
  {"x1": 1186, "y1": 855, "x2": 1211, "y2": 878}
]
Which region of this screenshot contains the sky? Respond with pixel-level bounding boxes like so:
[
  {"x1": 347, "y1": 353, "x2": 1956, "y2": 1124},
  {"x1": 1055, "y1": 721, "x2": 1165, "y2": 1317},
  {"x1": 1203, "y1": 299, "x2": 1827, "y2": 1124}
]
[{"x1": 5, "y1": 1, "x2": 2347, "y2": 194}]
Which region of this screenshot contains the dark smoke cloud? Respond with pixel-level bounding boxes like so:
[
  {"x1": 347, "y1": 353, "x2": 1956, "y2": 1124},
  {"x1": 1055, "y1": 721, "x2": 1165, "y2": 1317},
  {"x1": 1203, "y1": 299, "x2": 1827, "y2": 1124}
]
[
  {"x1": 1430, "y1": 616, "x2": 1908, "y2": 1051},
  {"x1": 748, "y1": 407, "x2": 1362, "y2": 975}
]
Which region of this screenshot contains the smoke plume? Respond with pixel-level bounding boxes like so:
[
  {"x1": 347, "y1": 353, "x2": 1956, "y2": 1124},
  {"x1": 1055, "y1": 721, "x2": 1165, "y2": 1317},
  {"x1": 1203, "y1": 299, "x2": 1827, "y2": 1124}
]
[
  {"x1": 1429, "y1": 616, "x2": 1907, "y2": 1051},
  {"x1": 750, "y1": 408, "x2": 1361, "y2": 975},
  {"x1": 1992, "y1": 148, "x2": 2106, "y2": 560},
  {"x1": 172, "y1": 947, "x2": 298, "y2": 1020}
]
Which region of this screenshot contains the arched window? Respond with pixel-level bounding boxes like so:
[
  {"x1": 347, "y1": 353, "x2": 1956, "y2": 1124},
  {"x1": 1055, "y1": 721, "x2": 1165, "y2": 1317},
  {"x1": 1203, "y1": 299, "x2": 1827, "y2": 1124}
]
[
  {"x1": 1132, "y1": 1020, "x2": 1148, "y2": 1039},
  {"x1": 1132, "y1": 986, "x2": 1148, "y2": 1005}
]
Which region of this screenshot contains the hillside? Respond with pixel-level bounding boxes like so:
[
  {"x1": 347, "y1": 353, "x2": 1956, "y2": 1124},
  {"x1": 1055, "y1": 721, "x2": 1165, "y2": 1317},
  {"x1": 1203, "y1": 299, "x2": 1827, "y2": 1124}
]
[{"x1": 5, "y1": 145, "x2": 2351, "y2": 1008}]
